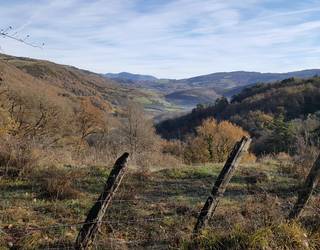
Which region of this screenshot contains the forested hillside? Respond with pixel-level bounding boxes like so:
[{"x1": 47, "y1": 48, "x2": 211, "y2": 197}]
[{"x1": 157, "y1": 76, "x2": 320, "y2": 155}]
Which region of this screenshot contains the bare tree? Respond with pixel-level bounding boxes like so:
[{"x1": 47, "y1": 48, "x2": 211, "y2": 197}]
[
  {"x1": 75, "y1": 99, "x2": 111, "y2": 145},
  {"x1": 121, "y1": 102, "x2": 160, "y2": 160}
]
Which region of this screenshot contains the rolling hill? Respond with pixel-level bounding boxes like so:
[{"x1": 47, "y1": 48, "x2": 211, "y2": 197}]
[
  {"x1": 176, "y1": 70, "x2": 320, "y2": 92},
  {"x1": 0, "y1": 53, "x2": 176, "y2": 117},
  {"x1": 105, "y1": 70, "x2": 320, "y2": 110},
  {"x1": 2, "y1": 53, "x2": 319, "y2": 121},
  {"x1": 0, "y1": 54, "x2": 127, "y2": 112}
]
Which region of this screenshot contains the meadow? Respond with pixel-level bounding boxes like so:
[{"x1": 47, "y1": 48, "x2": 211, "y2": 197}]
[{"x1": 1, "y1": 157, "x2": 319, "y2": 249}]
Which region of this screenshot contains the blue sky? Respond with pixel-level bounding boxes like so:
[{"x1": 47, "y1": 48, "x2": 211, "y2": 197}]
[{"x1": 1, "y1": 0, "x2": 320, "y2": 78}]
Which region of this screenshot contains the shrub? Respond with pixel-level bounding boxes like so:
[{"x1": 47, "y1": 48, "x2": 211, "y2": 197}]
[
  {"x1": 183, "y1": 118, "x2": 251, "y2": 164},
  {"x1": 162, "y1": 140, "x2": 184, "y2": 159},
  {"x1": 0, "y1": 135, "x2": 38, "y2": 177},
  {"x1": 33, "y1": 166, "x2": 84, "y2": 200},
  {"x1": 183, "y1": 136, "x2": 210, "y2": 164}
]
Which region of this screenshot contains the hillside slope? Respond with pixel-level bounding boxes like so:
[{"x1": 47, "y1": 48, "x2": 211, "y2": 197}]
[
  {"x1": 156, "y1": 76, "x2": 320, "y2": 141},
  {"x1": 0, "y1": 54, "x2": 178, "y2": 118},
  {"x1": 165, "y1": 88, "x2": 220, "y2": 108},
  {"x1": 0, "y1": 54, "x2": 144, "y2": 111},
  {"x1": 0, "y1": 54, "x2": 132, "y2": 150},
  {"x1": 0, "y1": 58, "x2": 76, "y2": 118}
]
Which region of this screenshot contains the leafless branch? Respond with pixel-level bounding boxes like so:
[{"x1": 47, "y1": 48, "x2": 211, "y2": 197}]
[{"x1": 0, "y1": 26, "x2": 44, "y2": 49}]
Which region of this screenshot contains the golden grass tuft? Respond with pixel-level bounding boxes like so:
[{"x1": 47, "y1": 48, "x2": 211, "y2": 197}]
[
  {"x1": 185, "y1": 222, "x2": 313, "y2": 250},
  {"x1": 33, "y1": 166, "x2": 85, "y2": 200}
]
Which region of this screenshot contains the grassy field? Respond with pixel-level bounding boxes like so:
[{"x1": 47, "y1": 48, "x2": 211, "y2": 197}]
[
  {"x1": 134, "y1": 93, "x2": 182, "y2": 116},
  {"x1": 0, "y1": 160, "x2": 319, "y2": 249}
]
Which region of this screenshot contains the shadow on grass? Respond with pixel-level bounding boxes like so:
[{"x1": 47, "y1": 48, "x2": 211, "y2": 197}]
[{"x1": 0, "y1": 180, "x2": 33, "y2": 193}]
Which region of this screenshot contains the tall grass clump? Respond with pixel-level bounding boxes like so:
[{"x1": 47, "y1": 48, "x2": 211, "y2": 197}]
[
  {"x1": 33, "y1": 165, "x2": 84, "y2": 200},
  {"x1": 183, "y1": 222, "x2": 314, "y2": 250}
]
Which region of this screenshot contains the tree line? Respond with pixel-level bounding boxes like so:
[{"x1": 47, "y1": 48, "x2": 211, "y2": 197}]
[{"x1": 157, "y1": 76, "x2": 320, "y2": 157}]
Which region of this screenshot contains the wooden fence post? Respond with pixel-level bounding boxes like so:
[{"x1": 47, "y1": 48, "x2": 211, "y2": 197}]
[
  {"x1": 75, "y1": 152, "x2": 129, "y2": 250},
  {"x1": 193, "y1": 137, "x2": 251, "y2": 235},
  {"x1": 288, "y1": 153, "x2": 320, "y2": 220}
]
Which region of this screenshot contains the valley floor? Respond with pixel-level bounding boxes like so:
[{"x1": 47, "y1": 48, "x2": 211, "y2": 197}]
[{"x1": 0, "y1": 160, "x2": 319, "y2": 249}]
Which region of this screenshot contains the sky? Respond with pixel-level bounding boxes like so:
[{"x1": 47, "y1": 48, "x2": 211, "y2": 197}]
[{"x1": 0, "y1": 0, "x2": 320, "y2": 79}]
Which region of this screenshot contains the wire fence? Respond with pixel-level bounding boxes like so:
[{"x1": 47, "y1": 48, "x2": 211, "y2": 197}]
[{"x1": 1, "y1": 165, "x2": 319, "y2": 249}]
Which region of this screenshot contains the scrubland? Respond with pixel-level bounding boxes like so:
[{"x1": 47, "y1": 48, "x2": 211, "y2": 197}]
[{"x1": 1, "y1": 156, "x2": 319, "y2": 249}]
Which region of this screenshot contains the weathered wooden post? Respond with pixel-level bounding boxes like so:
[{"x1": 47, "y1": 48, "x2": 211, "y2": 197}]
[
  {"x1": 75, "y1": 152, "x2": 129, "y2": 250},
  {"x1": 288, "y1": 153, "x2": 320, "y2": 220},
  {"x1": 193, "y1": 136, "x2": 251, "y2": 235}
]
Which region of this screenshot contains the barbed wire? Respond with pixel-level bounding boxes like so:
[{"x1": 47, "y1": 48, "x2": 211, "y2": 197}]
[
  {"x1": 1, "y1": 200, "x2": 318, "y2": 249},
  {"x1": 1, "y1": 167, "x2": 319, "y2": 249}
]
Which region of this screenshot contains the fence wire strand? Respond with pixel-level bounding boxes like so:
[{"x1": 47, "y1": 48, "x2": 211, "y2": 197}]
[{"x1": 1, "y1": 162, "x2": 319, "y2": 249}]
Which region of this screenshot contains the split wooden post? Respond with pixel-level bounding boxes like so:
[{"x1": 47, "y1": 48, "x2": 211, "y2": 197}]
[
  {"x1": 75, "y1": 152, "x2": 129, "y2": 250},
  {"x1": 288, "y1": 153, "x2": 320, "y2": 220},
  {"x1": 193, "y1": 136, "x2": 251, "y2": 235}
]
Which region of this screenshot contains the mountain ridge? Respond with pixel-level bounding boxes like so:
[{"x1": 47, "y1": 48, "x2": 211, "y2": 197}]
[
  {"x1": 105, "y1": 69, "x2": 320, "y2": 110},
  {"x1": 105, "y1": 69, "x2": 320, "y2": 83},
  {"x1": 105, "y1": 72, "x2": 158, "y2": 82}
]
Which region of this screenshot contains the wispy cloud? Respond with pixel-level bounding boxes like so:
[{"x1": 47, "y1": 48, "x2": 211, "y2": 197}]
[{"x1": 1, "y1": 0, "x2": 320, "y2": 78}]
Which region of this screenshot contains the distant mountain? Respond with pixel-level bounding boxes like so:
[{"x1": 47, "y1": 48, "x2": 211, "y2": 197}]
[
  {"x1": 105, "y1": 69, "x2": 320, "y2": 110},
  {"x1": 105, "y1": 72, "x2": 158, "y2": 82},
  {"x1": 178, "y1": 70, "x2": 320, "y2": 94}
]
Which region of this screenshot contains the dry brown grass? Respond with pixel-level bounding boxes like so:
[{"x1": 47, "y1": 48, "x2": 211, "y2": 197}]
[
  {"x1": 0, "y1": 160, "x2": 319, "y2": 249},
  {"x1": 0, "y1": 136, "x2": 38, "y2": 177},
  {"x1": 32, "y1": 166, "x2": 85, "y2": 200}
]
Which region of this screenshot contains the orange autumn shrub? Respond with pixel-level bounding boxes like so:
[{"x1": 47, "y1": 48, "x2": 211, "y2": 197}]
[{"x1": 186, "y1": 118, "x2": 252, "y2": 163}]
